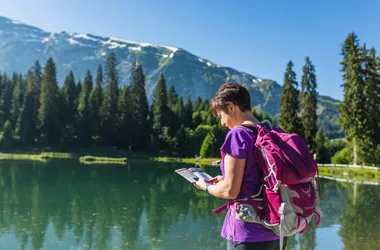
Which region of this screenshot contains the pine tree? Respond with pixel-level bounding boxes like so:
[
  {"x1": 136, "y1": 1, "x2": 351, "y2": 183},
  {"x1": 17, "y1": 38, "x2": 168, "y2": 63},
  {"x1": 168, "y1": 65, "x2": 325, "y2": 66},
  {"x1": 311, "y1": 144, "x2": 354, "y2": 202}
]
[
  {"x1": 199, "y1": 125, "x2": 224, "y2": 158},
  {"x1": 75, "y1": 80, "x2": 82, "y2": 105},
  {"x1": 360, "y1": 47, "x2": 380, "y2": 163},
  {"x1": 77, "y1": 70, "x2": 93, "y2": 145},
  {"x1": 1, "y1": 120, "x2": 13, "y2": 149},
  {"x1": 300, "y1": 57, "x2": 318, "y2": 152},
  {"x1": 117, "y1": 85, "x2": 132, "y2": 147},
  {"x1": 167, "y1": 85, "x2": 178, "y2": 109},
  {"x1": 201, "y1": 99, "x2": 210, "y2": 111},
  {"x1": 38, "y1": 58, "x2": 61, "y2": 146},
  {"x1": 61, "y1": 71, "x2": 77, "y2": 143},
  {"x1": 174, "y1": 96, "x2": 185, "y2": 126},
  {"x1": 170, "y1": 125, "x2": 190, "y2": 157},
  {"x1": 100, "y1": 52, "x2": 120, "y2": 144},
  {"x1": 193, "y1": 96, "x2": 203, "y2": 112},
  {"x1": 151, "y1": 73, "x2": 171, "y2": 150},
  {"x1": 129, "y1": 63, "x2": 149, "y2": 150},
  {"x1": 279, "y1": 61, "x2": 301, "y2": 134},
  {"x1": 339, "y1": 33, "x2": 366, "y2": 165},
  {"x1": 0, "y1": 74, "x2": 14, "y2": 128},
  {"x1": 315, "y1": 128, "x2": 329, "y2": 163},
  {"x1": 88, "y1": 64, "x2": 103, "y2": 138},
  {"x1": 184, "y1": 95, "x2": 194, "y2": 128},
  {"x1": 32, "y1": 61, "x2": 42, "y2": 130},
  {"x1": 10, "y1": 73, "x2": 25, "y2": 130},
  {"x1": 17, "y1": 70, "x2": 37, "y2": 147},
  {"x1": 166, "y1": 84, "x2": 179, "y2": 135}
]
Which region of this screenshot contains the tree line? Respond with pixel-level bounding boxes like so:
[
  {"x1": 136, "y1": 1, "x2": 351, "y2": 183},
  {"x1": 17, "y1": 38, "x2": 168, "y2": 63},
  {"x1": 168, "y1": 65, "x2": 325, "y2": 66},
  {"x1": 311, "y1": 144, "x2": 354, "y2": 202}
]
[
  {"x1": 0, "y1": 52, "x2": 226, "y2": 157},
  {"x1": 0, "y1": 52, "x2": 320, "y2": 158}
]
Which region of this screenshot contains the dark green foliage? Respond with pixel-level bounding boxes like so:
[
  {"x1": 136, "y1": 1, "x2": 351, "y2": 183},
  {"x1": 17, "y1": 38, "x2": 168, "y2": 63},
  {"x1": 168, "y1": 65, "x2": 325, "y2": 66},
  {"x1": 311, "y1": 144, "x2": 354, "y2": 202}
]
[
  {"x1": 173, "y1": 96, "x2": 185, "y2": 131},
  {"x1": 129, "y1": 63, "x2": 149, "y2": 150},
  {"x1": 32, "y1": 61, "x2": 42, "y2": 111},
  {"x1": 77, "y1": 70, "x2": 93, "y2": 145},
  {"x1": 315, "y1": 128, "x2": 329, "y2": 163},
  {"x1": 339, "y1": 33, "x2": 365, "y2": 164},
  {"x1": 192, "y1": 111, "x2": 203, "y2": 128},
  {"x1": 184, "y1": 96, "x2": 194, "y2": 128},
  {"x1": 1, "y1": 120, "x2": 13, "y2": 149},
  {"x1": 60, "y1": 71, "x2": 77, "y2": 144},
  {"x1": 199, "y1": 125, "x2": 225, "y2": 158},
  {"x1": 10, "y1": 73, "x2": 25, "y2": 130},
  {"x1": 167, "y1": 85, "x2": 178, "y2": 109},
  {"x1": 339, "y1": 33, "x2": 380, "y2": 165},
  {"x1": 38, "y1": 58, "x2": 62, "y2": 146},
  {"x1": 359, "y1": 47, "x2": 380, "y2": 163},
  {"x1": 88, "y1": 64, "x2": 103, "y2": 137},
  {"x1": 169, "y1": 125, "x2": 191, "y2": 156},
  {"x1": 279, "y1": 61, "x2": 301, "y2": 134},
  {"x1": 300, "y1": 57, "x2": 318, "y2": 152},
  {"x1": 331, "y1": 147, "x2": 351, "y2": 164},
  {"x1": 152, "y1": 73, "x2": 171, "y2": 150},
  {"x1": 100, "y1": 52, "x2": 120, "y2": 145},
  {"x1": 17, "y1": 71, "x2": 37, "y2": 147},
  {"x1": 315, "y1": 128, "x2": 347, "y2": 163},
  {"x1": 193, "y1": 96, "x2": 203, "y2": 112},
  {"x1": 200, "y1": 99, "x2": 210, "y2": 112},
  {"x1": 0, "y1": 74, "x2": 14, "y2": 128},
  {"x1": 117, "y1": 85, "x2": 132, "y2": 147}
]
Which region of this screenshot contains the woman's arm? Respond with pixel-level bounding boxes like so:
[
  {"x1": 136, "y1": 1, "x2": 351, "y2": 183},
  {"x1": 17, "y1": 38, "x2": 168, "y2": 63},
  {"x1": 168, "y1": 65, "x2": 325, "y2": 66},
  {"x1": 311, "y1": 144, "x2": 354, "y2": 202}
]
[{"x1": 195, "y1": 153, "x2": 245, "y2": 199}]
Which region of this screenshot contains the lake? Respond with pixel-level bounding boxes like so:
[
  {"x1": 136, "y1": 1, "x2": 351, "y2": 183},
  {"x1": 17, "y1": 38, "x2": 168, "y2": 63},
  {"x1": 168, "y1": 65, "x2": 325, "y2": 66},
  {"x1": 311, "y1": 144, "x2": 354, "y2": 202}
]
[{"x1": 0, "y1": 160, "x2": 379, "y2": 250}]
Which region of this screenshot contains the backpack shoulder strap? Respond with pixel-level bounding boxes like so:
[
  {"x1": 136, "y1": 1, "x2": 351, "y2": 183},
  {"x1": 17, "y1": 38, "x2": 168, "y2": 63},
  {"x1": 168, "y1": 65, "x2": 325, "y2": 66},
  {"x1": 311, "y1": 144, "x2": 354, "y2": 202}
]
[{"x1": 239, "y1": 124, "x2": 258, "y2": 135}]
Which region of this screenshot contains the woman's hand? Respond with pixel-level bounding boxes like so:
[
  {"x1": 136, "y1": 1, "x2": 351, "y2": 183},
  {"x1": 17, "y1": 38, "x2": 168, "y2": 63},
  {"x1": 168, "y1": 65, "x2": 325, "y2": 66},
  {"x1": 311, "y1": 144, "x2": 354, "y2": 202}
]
[
  {"x1": 208, "y1": 175, "x2": 223, "y2": 184},
  {"x1": 194, "y1": 178, "x2": 208, "y2": 190}
]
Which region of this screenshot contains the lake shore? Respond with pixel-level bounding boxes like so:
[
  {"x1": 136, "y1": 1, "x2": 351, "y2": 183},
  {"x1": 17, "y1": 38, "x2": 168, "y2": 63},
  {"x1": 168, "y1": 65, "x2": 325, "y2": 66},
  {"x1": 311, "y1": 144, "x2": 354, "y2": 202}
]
[
  {"x1": 0, "y1": 151, "x2": 379, "y2": 181},
  {"x1": 0, "y1": 149, "x2": 221, "y2": 166}
]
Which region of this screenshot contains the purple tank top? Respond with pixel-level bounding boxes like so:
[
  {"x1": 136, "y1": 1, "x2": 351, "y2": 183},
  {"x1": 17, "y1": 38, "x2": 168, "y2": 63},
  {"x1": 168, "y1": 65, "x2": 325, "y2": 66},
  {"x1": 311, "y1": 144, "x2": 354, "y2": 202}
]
[{"x1": 219, "y1": 126, "x2": 279, "y2": 242}]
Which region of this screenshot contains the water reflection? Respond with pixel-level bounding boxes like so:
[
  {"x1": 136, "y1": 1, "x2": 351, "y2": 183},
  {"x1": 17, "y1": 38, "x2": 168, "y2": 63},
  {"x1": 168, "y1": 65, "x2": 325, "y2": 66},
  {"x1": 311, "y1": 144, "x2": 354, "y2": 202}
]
[{"x1": 0, "y1": 161, "x2": 379, "y2": 250}]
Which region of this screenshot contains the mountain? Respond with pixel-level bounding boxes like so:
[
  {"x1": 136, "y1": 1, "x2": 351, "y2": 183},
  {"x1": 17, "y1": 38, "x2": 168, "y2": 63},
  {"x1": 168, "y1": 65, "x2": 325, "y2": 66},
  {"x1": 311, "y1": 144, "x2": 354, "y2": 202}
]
[{"x1": 0, "y1": 16, "x2": 342, "y2": 138}]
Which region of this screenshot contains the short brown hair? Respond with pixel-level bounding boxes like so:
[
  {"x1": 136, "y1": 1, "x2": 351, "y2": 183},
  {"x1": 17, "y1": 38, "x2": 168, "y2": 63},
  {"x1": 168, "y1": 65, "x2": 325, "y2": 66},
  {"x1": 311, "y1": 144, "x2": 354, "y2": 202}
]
[{"x1": 210, "y1": 82, "x2": 251, "y2": 116}]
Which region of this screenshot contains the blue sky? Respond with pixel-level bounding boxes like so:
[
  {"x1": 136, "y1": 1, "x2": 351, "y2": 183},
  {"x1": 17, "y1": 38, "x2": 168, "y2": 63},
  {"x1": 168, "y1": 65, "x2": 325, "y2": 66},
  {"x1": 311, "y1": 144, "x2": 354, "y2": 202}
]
[{"x1": 1, "y1": 0, "x2": 380, "y2": 100}]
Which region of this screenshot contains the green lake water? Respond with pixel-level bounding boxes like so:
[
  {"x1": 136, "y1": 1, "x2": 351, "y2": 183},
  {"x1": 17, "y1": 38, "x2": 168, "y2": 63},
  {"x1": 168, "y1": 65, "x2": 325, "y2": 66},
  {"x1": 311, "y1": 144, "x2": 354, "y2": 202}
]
[{"x1": 0, "y1": 160, "x2": 379, "y2": 250}]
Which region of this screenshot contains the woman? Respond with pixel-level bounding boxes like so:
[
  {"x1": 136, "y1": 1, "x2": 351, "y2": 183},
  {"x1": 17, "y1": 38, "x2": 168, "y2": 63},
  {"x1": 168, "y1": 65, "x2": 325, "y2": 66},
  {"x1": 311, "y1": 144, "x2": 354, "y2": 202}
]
[{"x1": 194, "y1": 83, "x2": 283, "y2": 250}]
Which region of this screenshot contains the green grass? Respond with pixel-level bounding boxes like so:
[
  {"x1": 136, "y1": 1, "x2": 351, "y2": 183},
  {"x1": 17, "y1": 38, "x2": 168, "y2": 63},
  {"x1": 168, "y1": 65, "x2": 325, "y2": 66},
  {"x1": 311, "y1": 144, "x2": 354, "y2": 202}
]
[
  {"x1": 79, "y1": 156, "x2": 127, "y2": 165},
  {"x1": 0, "y1": 152, "x2": 73, "y2": 162},
  {"x1": 318, "y1": 166, "x2": 380, "y2": 182},
  {"x1": 152, "y1": 157, "x2": 220, "y2": 166}
]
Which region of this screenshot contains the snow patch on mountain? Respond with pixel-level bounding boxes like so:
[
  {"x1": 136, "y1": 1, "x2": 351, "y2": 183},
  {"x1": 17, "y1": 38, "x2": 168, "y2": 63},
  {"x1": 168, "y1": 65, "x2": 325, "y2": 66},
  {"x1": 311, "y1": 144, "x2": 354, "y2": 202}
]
[
  {"x1": 252, "y1": 78, "x2": 263, "y2": 84},
  {"x1": 162, "y1": 46, "x2": 179, "y2": 53},
  {"x1": 10, "y1": 20, "x2": 24, "y2": 25},
  {"x1": 109, "y1": 37, "x2": 158, "y2": 48},
  {"x1": 42, "y1": 33, "x2": 56, "y2": 43},
  {"x1": 73, "y1": 33, "x2": 99, "y2": 42},
  {"x1": 129, "y1": 46, "x2": 141, "y2": 51},
  {"x1": 68, "y1": 38, "x2": 82, "y2": 45},
  {"x1": 198, "y1": 58, "x2": 215, "y2": 67}
]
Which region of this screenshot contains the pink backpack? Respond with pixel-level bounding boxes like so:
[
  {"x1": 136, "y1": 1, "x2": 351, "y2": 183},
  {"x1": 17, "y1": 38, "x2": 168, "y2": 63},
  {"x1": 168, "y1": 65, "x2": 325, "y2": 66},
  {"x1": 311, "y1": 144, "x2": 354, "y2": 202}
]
[{"x1": 213, "y1": 122, "x2": 321, "y2": 249}]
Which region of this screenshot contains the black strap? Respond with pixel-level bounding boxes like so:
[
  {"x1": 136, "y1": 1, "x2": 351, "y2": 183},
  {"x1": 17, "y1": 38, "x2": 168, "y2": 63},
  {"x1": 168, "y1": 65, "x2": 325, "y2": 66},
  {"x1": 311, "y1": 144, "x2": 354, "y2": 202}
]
[{"x1": 239, "y1": 124, "x2": 258, "y2": 135}]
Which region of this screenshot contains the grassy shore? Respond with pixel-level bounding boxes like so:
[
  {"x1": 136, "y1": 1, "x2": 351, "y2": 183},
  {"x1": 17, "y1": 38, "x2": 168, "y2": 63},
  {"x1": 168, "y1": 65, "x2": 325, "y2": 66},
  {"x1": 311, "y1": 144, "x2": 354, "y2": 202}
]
[
  {"x1": 0, "y1": 150, "x2": 378, "y2": 182},
  {"x1": 0, "y1": 152, "x2": 73, "y2": 162},
  {"x1": 152, "y1": 157, "x2": 220, "y2": 166},
  {"x1": 318, "y1": 166, "x2": 380, "y2": 181},
  {"x1": 79, "y1": 155, "x2": 127, "y2": 165}
]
